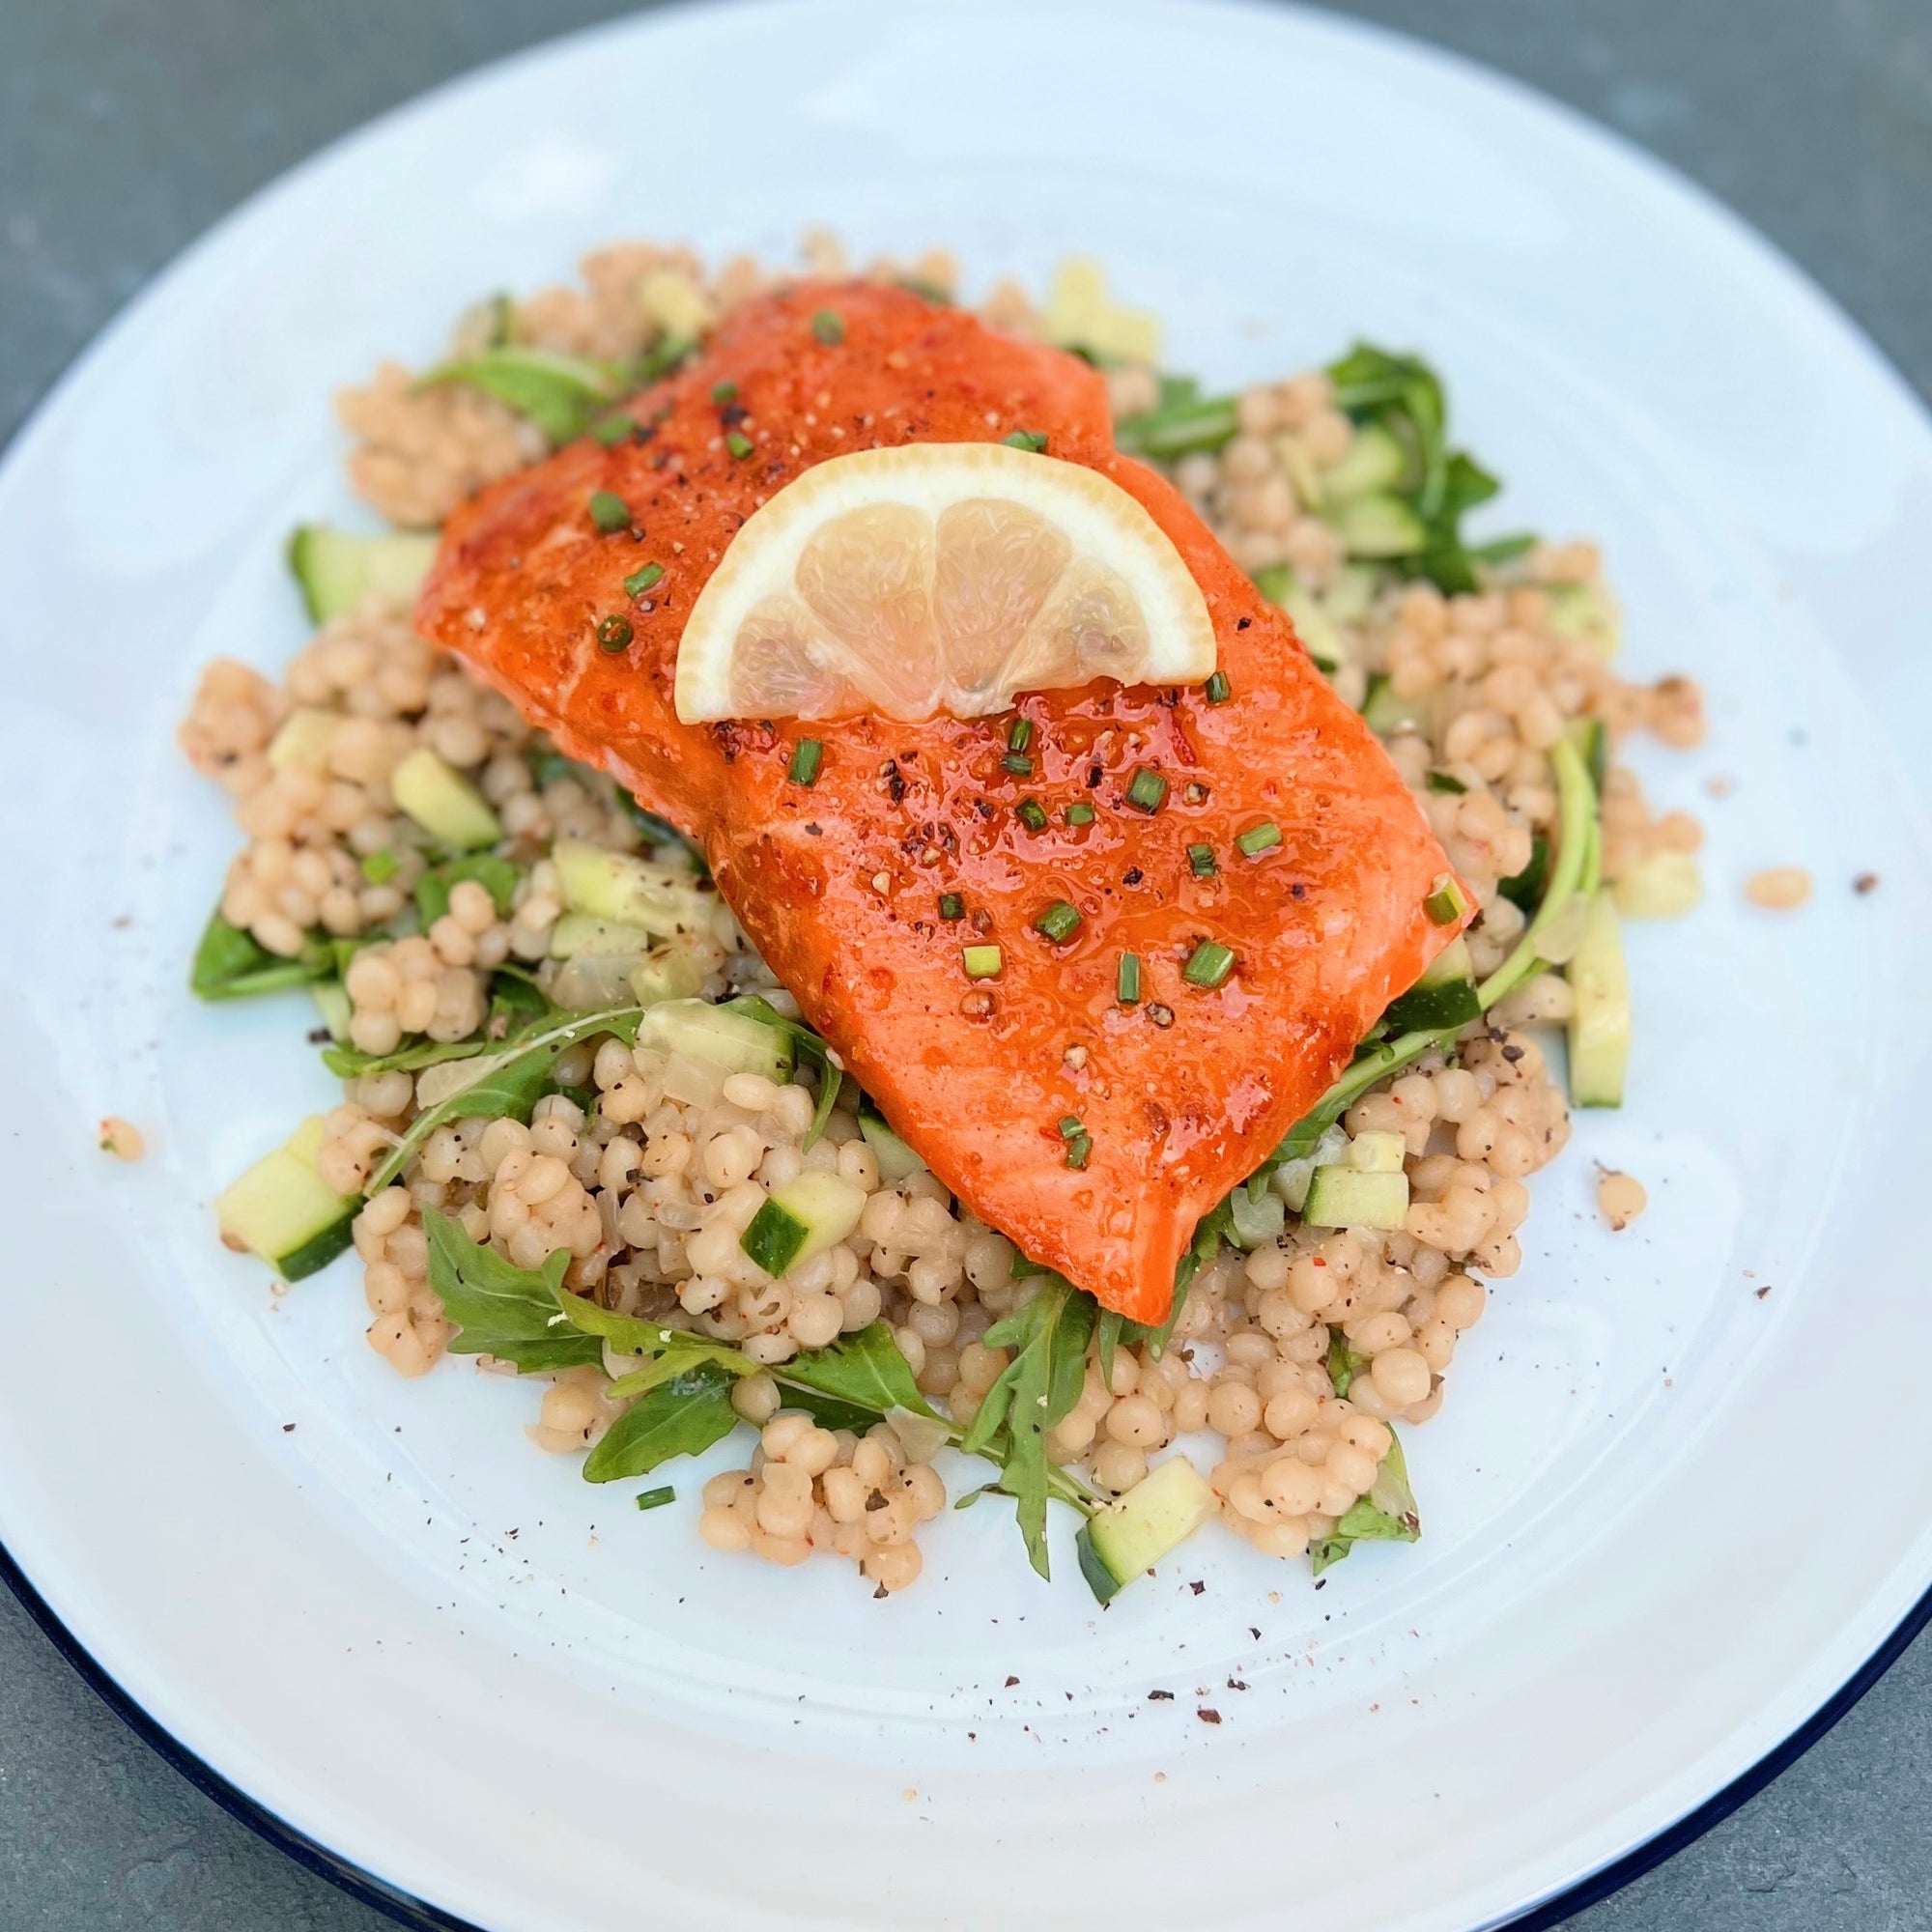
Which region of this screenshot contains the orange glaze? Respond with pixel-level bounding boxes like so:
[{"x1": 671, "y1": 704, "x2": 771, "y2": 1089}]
[{"x1": 418, "y1": 281, "x2": 1463, "y2": 1323}]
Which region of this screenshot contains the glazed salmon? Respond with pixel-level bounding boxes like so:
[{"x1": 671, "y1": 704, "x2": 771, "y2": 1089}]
[{"x1": 418, "y1": 283, "x2": 1462, "y2": 1323}]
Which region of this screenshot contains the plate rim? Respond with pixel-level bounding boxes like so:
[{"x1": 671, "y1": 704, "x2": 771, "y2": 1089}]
[{"x1": 6, "y1": 1, "x2": 1932, "y2": 1928}]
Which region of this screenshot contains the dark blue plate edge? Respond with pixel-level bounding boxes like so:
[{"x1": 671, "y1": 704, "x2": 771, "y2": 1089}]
[{"x1": 6, "y1": 1529, "x2": 1930, "y2": 1932}]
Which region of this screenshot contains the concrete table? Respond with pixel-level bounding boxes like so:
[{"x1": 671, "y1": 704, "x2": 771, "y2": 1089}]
[{"x1": 3, "y1": 2, "x2": 1928, "y2": 1926}]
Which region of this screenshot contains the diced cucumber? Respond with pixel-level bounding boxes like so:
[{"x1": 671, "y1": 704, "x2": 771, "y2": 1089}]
[
  {"x1": 215, "y1": 1115, "x2": 359, "y2": 1281},
  {"x1": 1270, "y1": 1122, "x2": 1350, "y2": 1214},
  {"x1": 1567, "y1": 889, "x2": 1630, "y2": 1107},
  {"x1": 267, "y1": 707, "x2": 341, "y2": 771},
  {"x1": 550, "y1": 953, "x2": 644, "y2": 1011},
  {"x1": 1043, "y1": 257, "x2": 1161, "y2": 365},
  {"x1": 1380, "y1": 935, "x2": 1480, "y2": 1032},
  {"x1": 1322, "y1": 563, "x2": 1379, "y2": 625},
  {"x1": 1319, "y1": 421, "x2": 1406, "y2": 503},
  {"x1": 630, "y1": 948, "x2": 705, "y2": 1009},
  {"x1": 1256, "y1": 563, "x2": 1348, "y2": 670},
  {"x1": 1361, "y1": 674, "x2": 1439, "y2": 738},
  {"x1": 1332, "y1": 493, "x2": 1427, "y2": 558},
  {"x1": 1613, "y1": 850, "x2": 1701, "y2": 921},
  {"x1": 1077, "y1": 1457, "x2": 1216, "y2": 1603},
  {"x1": 1547, "y1": 582, "x2": 1621, "y2": 661},
  {"x1": 287, "y1": 526, "x2": 438, "y2": 625},
  {"x1": 739, "y1": 1171, "x2": 867, "y2": 1277},
  {"x1": 639, "y1": 269, "x2": 718, "y2": 344},
  {"x1": 1227, "y1": 1183, "x2": 1286, "y2": 1249},
  {"x1": 1347, "y1": 1131, "x2": 1406, "y2": 1174},
  {"x1": 390, "y1": 747, "x2": 501, "y2": 851},
  {"x1": 549, "y1": 912, "x2": 654, "y2": 961},
  {"x1": 639, "y1": 998, "x2": 793, "y2": 1081},
  {"x1": 553, "y1": 838, "x2": 714, "y2": 939},
  {"x1": 310, "y1": 980, "x2": 353, "y2": 1043},
  {"x1": 1271, "y1": 433, "x2": 1324, "y2": 516},
  {"x1": 860, "y1": 1109, "x2": 926, "y2": 1183},
  {"x1": 1302, "y1": 1165, "x2": 1409, "y2": 1231}
]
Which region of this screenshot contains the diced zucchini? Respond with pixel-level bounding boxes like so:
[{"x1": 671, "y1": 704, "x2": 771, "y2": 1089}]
[
  {"x1": 630, "y1": 947, "x2": 705, "y2": 1009},
  {"x1": 310, "y1": 980, "x2": 353, "y2": 1043},
  {"x1": 390, "y1": 747, "x2": 501, "y2": 851},
  {"x1": 1567, "y1": 889, "x2": 1630, "y2": 1107},
  {"x1": 1270, "y1": 1122, "x2": 1350, "y2": 1214},
  {"x1": 1332, "y1": 493, "x2": 1427, "y2": 558},
  {"x1": 1302, "y1": 1165, "x2": 1410, "y2": 1231},
  {"x1": 1613, "y1": 850, "x2": 1702, "y2": 921},
  {"x1": 639, "y1": 998, "x2": 793, "y2": 1081},
  {"x1": 287, "y1": 526, "x2": 438, "y2": 625},
  {"x1": 215, "y1": 1115, "x2": 359, "y2": 1281},
  {"x1": 552, "y1": 838, "x2": 714, "y2": 939},
  {"x1": 549, "y1": 911, "x2": 654, "y2": 961},
  {"x1": 1077, "y1": 1457, "x2": 1216, "y2": 1604},
  {"x1": 739, "y1": 1172, "x2": 867, "y2": 1277},
  {"x1": 1347, "y1": 1131, "x2": 1406, "y2": 1174},
  {"x1": 1547, "y1": 582, "x2": 1621, "y2": 661},
  {"x1": 860, "y1": 1109, "x2": 926, "y2": 1183},
  {"x1": 1380, "y1": 934, "x2": 1480, "y2": 1032},
  {"x1": 267, "y1": 707, "x2": 341, "y2": 771},
  {"x1": 1319, "y1": 421, "x2": 1406, "y2": 503}
]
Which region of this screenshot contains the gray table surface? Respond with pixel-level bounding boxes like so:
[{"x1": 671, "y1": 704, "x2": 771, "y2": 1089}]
[{"x1": 5, "y1": 1, "x2": 1930, "y2": 1926}]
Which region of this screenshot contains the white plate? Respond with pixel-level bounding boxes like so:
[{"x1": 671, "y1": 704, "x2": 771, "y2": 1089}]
[{"x1": 5, "y1": 2, "x2": 1932, "y2": 1927}]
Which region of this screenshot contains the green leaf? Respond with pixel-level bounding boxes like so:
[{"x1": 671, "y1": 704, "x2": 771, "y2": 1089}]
[
  {"x1": 1325, "y1": 1327, "x2": 1367, "y2": 1398},
  {"x1": 583, "y1": 1361, "x2": 740, "y2": 1482},
  {"x1": 775, "y1": 1323, "x2": 933, "y2": 1420},
  {"x1": 1112, "y1": 394, "x2": 1238, "y2": 460},
  {"x1": 1309, "y1": 1431, "x2": 1420, "y2": 1575},
  {"x1": 420, "y1": 347, "x2": 622, "y2": 444},
  {"x1": 421, "y1": 1208, "x2": 602, "y2": 1373},
  {"x1": 366, "y1": 1005, "x2": 643, "y2": 1193},
  {"x1": 416, "y1": 853, "x2": 523, "y2": 927},
  {"x1": 190, "y1": 910, "x2": 331, "y2": 1001},
  {"x1": 321, "y1": 1034, "x2": 492, "y2": 1079}
]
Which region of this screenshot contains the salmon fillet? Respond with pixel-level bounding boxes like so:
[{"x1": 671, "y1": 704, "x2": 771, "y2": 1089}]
[{"x1": 418, "y1": 282, "x2": 1461, "y2": 1323}]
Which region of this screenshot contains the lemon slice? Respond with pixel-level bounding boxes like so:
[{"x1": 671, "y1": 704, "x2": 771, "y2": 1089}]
[{"x1": 673, "y1": 443, "x2": 1216, "y2": 724}]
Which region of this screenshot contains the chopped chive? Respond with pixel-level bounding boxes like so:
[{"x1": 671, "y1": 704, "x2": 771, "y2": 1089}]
[
  {"x1": 938, "y1": 892, "x2": 965, "y2": 921},
  {"x1": 1002, "y1": 430, "x2": 1049, "y2": 453},
  {"x1": 587, "y1": 489, "x2": 631, "y2": 533},
  {"x1": 1057, "y1": 1115, "x2": 1084, "y2": 1140},
  {"x1": 963, "y1": 944, "x2": 1003, "y2": 980},
  {"x1": 1204, "y1": 670, "x2": 1232, "y2": 704},
  {"x1": 623, "y1": 561, "x2": 665, "y2": 598},
  {"x1": 1425, "y1": 871, "x2": 1471, "y2": 925},
  {"x1": 1124, "y1": 765, "x2": 1168, "y2": 813},
  {"x1": 1236, "y1": 820, "x2": 1282, "y2": 858},
  {"x1": 810, "y1": 309, "x2": 845, "y2": 345},
  {"x1": 710, "y1": 380, "x2": 738, "y2": 403},
  {"x1": 724, "y1": 430, "x2": 754, "y2": 460},
  {"x1": 1001, "y1": 752, "x2": 1035, "y2": 776},
  {"x1": 590, "y1": 412, "x2": 635, "y2": 446},
  {"x1": 1426, "y1": 770, "x2": 1468, "y2": 795},
  {"x1": 1065, "y1": 802, "x2": 1096, "y2": 827},
  {"x1": 1034, "y1": 900, "x2": 1082, "y2": 944},
  {"x1": 634, "y1": 1486, "x2": 675, "y2": 1512},
  {"x1": 1181, "y1": 940, "x2": 1236, "y2": 988},
  {"x1": 787, "y1": 739, "x2": 824, "y2": 786},
  {"x1": 1008, "y1": 717, "x2": 1034, "y2": 753},
  {"x1": 1065, "y1": 1132, "x2": 1093, "y2": 1171},
  {"x1": 1017, "y1": 798, "x2": 1049, "y2": 833},
  {"x1": 1117, "y1": 952, "x2": 1142, "y2": 1004},
  {"x1": 359, "y1": 848, "x2": 399, "y2": 885},
  {"x1": 1187, "y1": 843, "x2": 1217, "y2": 878},
  {"x1": 596, "y1": 613, "x2": 635, "y2": 652}
]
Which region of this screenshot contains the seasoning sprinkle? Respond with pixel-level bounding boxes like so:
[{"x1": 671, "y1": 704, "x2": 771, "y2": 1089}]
[
  {"x1": 1204, "y1": 670, "x2": 1232, "y2": 704},
  {"x1": 724, "y1": 430, "x2": 754, "y2": 460},
  {"x1": 595, "y1": 613, "x2": 635, "y2": 652},
  {"x1": 1117, "y1": 952, "x2": 1142, "y2": 1004},
  {"x1": 963, "y1": 944, "x2": 1003, "y2": 980},
  {"x1": 1008, "y1": 717, "x2": 1034, "y2": 753},
  {"x1": 1001, "y1": 751, "x2": 1035, "y2": 776},
  {"x1": 623, "y1": 561, "x2": 666, "y2": 599},
  {"x1": 359, "y1": 849, "x2": 399, "y2": 885},
  {"x1": 1002, "y1": 430, "x2": 1049, "y2": 453},
  {"x1": 634, "y1": 1486, "x2": 675, "y2": 1512},
  {"x1": 590, "y1": 412, "x2": 635, "y2": 446},
  {"x1": 811, "y1": 309, "x2": 846, "y2": 345},
  {"x1": 1187, "y1": 843, "x2": 1217, "y2": 878},
  {"x1": 1426, "y1": 770, "x2": 1468, "y2": 795},
  {"x1": 1425, "y1": 871, "x2": 1470, "y2": 925},
  {"x1": 1065, "y1": 1131, "x2": 1093, "y2": 1171},
  {"x1": 1124, "y1": 766, "x2": 1168, "y2": 813},
  {"x1": 1065, "y1": 801, "x2": 1095, "y2": 827},
  {"x1": 1181, "y1": 940, "x2": 1236, "y2": 988},
  {"x1": 587, "y1": 489, "x2": 631, "y2": 534},
  {"x1": 1236, "y1": 820, "x2": 1282, "y2": 858},
  {"x1": 1034, "y1": 900, "x2": 1082, "y2": 944},
  {"x1": 787, "y1": 739, "x2": 824, "y2": 786},
  {"x1": 938, "y1": 892, "x2": 965, "y2": 921},
  {"x1": 1017, "y1": 799, "x2": 1049, "y2": 832},
  {"x1": 1057, "y1": 1115, "x2": 1084, "y2": 1140},
  {"x1": 710, "y1": 380, "x2": 739, "y2": 404}
]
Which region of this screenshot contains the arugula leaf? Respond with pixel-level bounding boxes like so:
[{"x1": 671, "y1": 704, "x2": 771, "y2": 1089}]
[
  {"x1": 777, "y1": 1323, "x2": 933, "y2": 1420},
  {"x1": 1309, "y1": 1431, "x2": 1421, "y2": 1575},
  {"x1": 1326, "y1": 1327, "x2": 1368, "y2": 1398},
  {"x1": 366, "y1": 1005, "x2": 644, "y2": 1193},
  {"x1": 190, "y1": 910, "x2": 332, "y2": 1001},
  {"x1": 582, "y1": 1361, "x2": 740, "y2": 1482},
  {"x1": 322, "y1": 1034, "x2": 494, "y2": 1079},
  {"x1": 416, "y1": 853, "x2": 523, "y2": 927},
  {"x1": 963, "y1": 1276, "x2": 1097, "y2": 1578},
  {"x1": 420, "y1": 346, "x2": 622, "y2": 443},
  {"x1": 422, "y1": 1208, "x2": 603, "y2": 1372}
]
